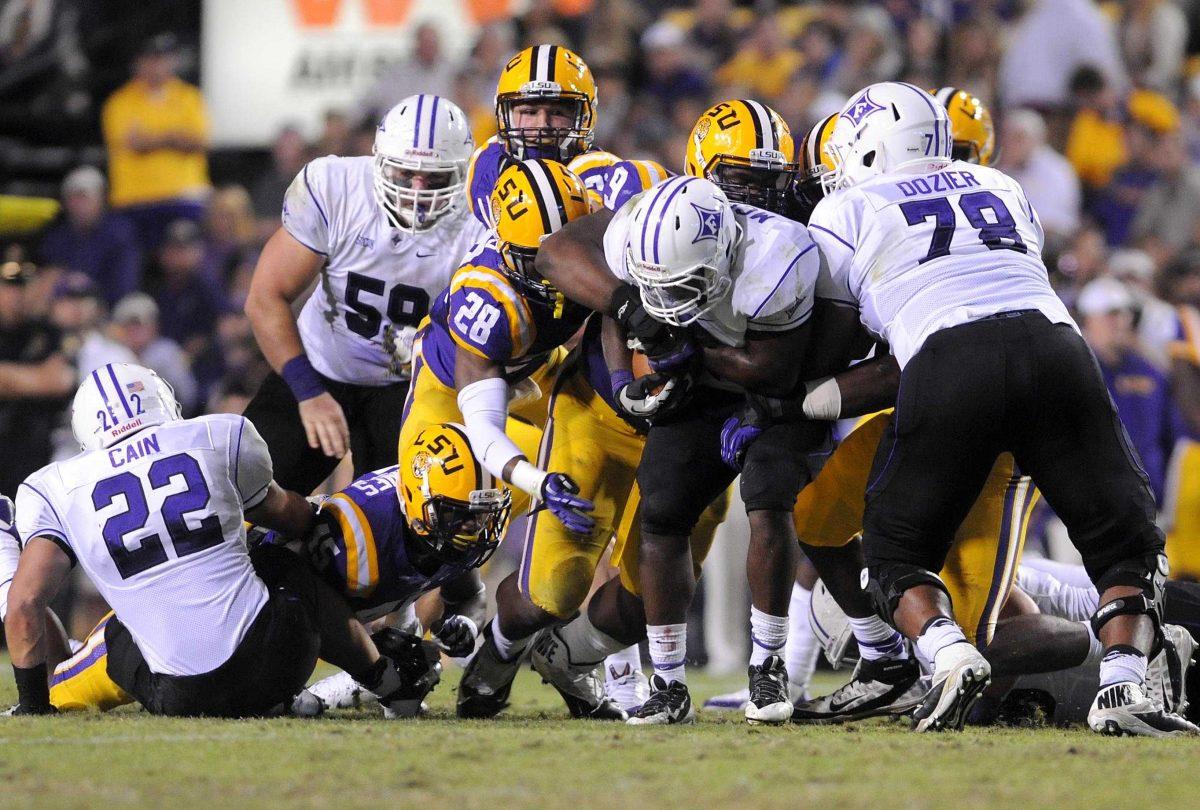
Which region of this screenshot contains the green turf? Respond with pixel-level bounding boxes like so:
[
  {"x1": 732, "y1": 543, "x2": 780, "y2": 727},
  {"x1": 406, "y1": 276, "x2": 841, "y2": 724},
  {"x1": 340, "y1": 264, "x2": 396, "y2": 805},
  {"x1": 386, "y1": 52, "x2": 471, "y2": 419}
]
[{"x1": 0, "y1": 662, "x2": 1193, "y2": 809}]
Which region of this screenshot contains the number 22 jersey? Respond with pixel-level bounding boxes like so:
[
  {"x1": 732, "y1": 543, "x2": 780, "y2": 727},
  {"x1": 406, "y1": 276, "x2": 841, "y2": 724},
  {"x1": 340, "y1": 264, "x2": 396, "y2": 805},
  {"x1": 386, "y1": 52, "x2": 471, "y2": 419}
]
[
  {"x1": 16, "y1": 414, "x2": 275, "y2": 676},
  {"x1": 808, "y1": 160, "x2": 1074, "y2": 368},
  {"x1": 283, "y1": 155, "x2": 486, "y2": 386}
]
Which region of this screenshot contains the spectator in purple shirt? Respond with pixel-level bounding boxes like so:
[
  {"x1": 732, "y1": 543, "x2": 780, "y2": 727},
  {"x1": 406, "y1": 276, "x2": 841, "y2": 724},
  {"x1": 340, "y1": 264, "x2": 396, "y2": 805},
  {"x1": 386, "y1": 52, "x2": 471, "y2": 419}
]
[
  {"x1": 149, "y1": 219, "x2": 230, "y2": 361},
  {"x1": 1078, "y1": 277, "x2": 1179, "y2": 502},
  {"x1": 38, "y1": 166, "x2": 142, "y2": 307}
]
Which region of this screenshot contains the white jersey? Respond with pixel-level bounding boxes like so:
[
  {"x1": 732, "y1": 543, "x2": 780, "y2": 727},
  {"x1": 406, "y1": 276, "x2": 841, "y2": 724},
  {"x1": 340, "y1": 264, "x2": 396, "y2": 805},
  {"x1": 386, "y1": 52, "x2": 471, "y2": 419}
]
[
  {"x1": 0, "y1": 499, "x2": 19, "y2": 622},
  {"x1": 809, "y1": 160, "x2": 1075, "y2": 368},
  {"x1": 604, "y1": 197, "x2": 820, "y2": 349},
  {"x1": 16, "y1": 415, "x2": 275, "y2": 676},
  {"x1": 283, "y1": 156, "x2": 487, "y2": 386}
]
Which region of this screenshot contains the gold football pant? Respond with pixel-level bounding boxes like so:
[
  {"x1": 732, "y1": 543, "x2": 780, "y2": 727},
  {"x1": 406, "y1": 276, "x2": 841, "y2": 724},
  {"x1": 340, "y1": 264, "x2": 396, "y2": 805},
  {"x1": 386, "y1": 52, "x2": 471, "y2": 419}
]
[
  {"x1": 49, "y1": 613, "x2": 134, "y2": 712},
  {"x1": 795, "y1": 412, "x2": 1038, "y2": 646},
  {"x1": 517, "y1": 370, "x2": 725, "y2": 618}
]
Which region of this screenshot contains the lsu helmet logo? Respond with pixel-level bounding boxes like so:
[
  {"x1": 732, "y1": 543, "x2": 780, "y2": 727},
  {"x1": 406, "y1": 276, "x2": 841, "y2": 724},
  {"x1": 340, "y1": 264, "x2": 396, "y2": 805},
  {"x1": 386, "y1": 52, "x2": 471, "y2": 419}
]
[
  {"x1": 844, "y1": 89, "x2": 885, "y2": 126},
  {"x1": 691, "y1": 202, "x2": 723, "y2": 244}
]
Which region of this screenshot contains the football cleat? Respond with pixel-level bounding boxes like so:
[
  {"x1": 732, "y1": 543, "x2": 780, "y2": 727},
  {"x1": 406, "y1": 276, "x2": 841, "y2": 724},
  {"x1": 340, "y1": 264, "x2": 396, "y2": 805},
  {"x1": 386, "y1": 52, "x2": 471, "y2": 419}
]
[
  {"x1": 530, "y1": 629, "x2": 628, "y2": 720},
  {"x1": 745, "y1": 655, "x2": 794, "y2": 724},
  {"x1": 626, "y1": 675, "x2": 695, "y2": 726},
  {"x1": 1088, "y1": 681, "x2": 1200, "y2": 737},
  {"x1": 606, "y1": 661, "x2": 651, "y2": 713},
  {"x1": 456, "y1": 620, "x2": 525, "y2": 719},
  {"x1": 704, "y1": 682, "x2": 808, "y2": 712},
  {"x1": 793, "y1": 655, "x2": 926, "y2": 724},
  {"x1": 297, "y1": 671, "x2": 372, "y2": 715},
  {"x1": 912, "y1": 643, "x2": 991, "y2": 732},
  {"x1": 1146, "y1": 624, "x2": 1196, "y2": 717}
]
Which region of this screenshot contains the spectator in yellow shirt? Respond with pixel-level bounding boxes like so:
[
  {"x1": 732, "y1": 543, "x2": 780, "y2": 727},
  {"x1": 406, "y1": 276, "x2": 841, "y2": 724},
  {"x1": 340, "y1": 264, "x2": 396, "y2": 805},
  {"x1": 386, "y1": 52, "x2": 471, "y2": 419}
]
[
  {"x1": 101, "y1": 34, "x2": 210, "y2": 252},
  {"x1": 715, "y1": 14, "x2": 804, "y2": 102}
]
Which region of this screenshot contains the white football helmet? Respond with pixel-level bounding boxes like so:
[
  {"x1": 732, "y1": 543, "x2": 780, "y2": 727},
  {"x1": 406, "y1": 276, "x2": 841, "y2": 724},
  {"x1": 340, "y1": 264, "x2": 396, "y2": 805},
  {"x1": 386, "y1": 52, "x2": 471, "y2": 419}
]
[
  {"x1": 71, "y1": 363, "x2": 181, "y2": 451},
  {"x1": 824, "y1": 82, "x2": 952, "y2": 193},
  {"x1": 373, "y1": 95, "x2": 474, "y2": 232},
  {"x1": 623, "y1": 176, "x2": 742, "y2": 327},
  {"x1": 809, "y1": 579, "x2": 859, "y2": 669}
]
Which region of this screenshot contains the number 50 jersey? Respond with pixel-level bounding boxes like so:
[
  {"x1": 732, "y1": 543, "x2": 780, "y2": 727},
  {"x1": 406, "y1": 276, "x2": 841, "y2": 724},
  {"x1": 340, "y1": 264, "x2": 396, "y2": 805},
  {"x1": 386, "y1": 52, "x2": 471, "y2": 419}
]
[
  {"x1": 16, "y1": 414, "x2": 276, "y2": 677},
  {"x1": 809, "y1": 160, "x2": 1074, "y2": 368},
  {"x1": 284, "y1": 156, "x2": 487, "y2": 385}
]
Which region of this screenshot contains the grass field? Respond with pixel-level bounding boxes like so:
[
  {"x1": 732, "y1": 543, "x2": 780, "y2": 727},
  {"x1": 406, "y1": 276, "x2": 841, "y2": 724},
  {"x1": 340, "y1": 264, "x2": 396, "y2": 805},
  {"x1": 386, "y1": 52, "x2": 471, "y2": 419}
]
[{"x1": 0, "y1": 662, "x2": 1196, "y2": 808}]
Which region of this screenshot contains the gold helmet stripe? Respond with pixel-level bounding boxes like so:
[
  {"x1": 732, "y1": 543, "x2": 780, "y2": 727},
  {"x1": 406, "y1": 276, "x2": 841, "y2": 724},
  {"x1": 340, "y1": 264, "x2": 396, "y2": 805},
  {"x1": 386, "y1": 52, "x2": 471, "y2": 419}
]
[{"x1": 741, "y1": 98, "x2": 776, "y2": 152}]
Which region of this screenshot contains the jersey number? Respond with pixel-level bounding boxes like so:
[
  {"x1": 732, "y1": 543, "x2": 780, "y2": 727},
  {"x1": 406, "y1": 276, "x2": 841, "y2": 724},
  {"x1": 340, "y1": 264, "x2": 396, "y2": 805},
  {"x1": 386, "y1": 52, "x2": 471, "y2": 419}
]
[
  {"x1": 91, "y1": 453, "x2": 224, "y2": 579},
  {"x1": 452, "y1": 291, "x2": 503, "y2": 345},
  {"x1": 345, "y1": 272, "x2": 430, "y2": 338},
  {"x1": 900, "y1": 191, "x2": 1027, "y2": 265}
]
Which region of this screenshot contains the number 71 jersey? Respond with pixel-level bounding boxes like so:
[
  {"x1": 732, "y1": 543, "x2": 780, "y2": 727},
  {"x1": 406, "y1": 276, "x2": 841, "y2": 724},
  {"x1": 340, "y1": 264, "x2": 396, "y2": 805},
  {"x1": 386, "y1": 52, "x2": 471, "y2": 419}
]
[
  {"x1": 809, "y1": 159, "x2": 1074, "y2": 368},
  {"x1": 16, "y1": 414, "x2": 276, "y2": 677},
  {"x1": 284, "y1": 155, "x2": 487, "y2": 386}
]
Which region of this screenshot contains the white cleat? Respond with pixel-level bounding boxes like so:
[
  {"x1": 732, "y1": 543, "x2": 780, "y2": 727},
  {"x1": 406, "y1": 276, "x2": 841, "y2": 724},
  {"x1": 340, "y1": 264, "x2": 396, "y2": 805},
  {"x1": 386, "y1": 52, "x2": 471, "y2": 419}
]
[
  {"x1": 1088, "y1": 681, "x2": 1199, "y2": 738},
  {"x1": 745, "y1": 655, "x2": 794, "y2": 724},
  {"x1": 912, "y1": 643, "x2": 991, "y2": 732},
  {"x1": 626, "y1": 675, "x2": 695, "y2": 725},
  {"x1": 530, "y1": 629, "x2": 627, "y2": 720}
]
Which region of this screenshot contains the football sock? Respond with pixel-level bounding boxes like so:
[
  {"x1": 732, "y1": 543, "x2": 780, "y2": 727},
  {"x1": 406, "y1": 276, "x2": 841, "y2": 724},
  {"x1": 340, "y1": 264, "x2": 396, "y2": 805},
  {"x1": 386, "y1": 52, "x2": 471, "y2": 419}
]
[
  {"x1": 849, "y1": 615, "x2": 908, "y2": 660},
  {"x1": 647, "y1": 623, "x2": 688, "y2": 685},
  {"x1": 555, "y1": 611, "x2": 625, "y2": 665},
  {"x1": 490, "y1": 616, "x2": 530, "y2": 662},
  {"x1": 749, "y1": 606, "x2": 789, "y2": 667},
  {"x1": 604, "y1": 645, "x2": 644, "y2": 685},
  {"x1": 1082, "y1": 621, "x2": 1105, "y2": 668},
  {"x1": 1099, "y1": 644, "x2": 1148, "y2": 688},
  {"x1": 786, "y1": 583, "x2": 820, "y2": 694},
  {"x1": 916, "y1": 616, "x2": 970, "y2": 673}
]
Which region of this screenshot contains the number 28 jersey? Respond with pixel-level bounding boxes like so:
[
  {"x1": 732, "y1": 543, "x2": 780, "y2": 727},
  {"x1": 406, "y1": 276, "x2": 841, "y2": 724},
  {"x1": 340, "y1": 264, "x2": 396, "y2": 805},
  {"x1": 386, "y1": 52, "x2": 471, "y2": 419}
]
[
  {"x1": 16, "y1": 415, "x2": 275, "y2": 676},
  {"x1": 809, "y1": 160, "x2": 1074, "y2": 368},
  {"x1": 284, "y1": 155, "x2": 486, "y2": 386}
]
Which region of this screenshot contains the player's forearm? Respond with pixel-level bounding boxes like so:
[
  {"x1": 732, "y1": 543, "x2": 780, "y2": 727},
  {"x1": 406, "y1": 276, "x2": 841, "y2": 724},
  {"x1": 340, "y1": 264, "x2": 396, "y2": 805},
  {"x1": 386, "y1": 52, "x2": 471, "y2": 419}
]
[
  {"x1": 702, "y1": 345, "x2": 798, "y2": 397},
  {"x1": 0, "y1": 356, "x2": 75, "y2": 400},
  {"x1": 5, "y1": 599, "x2": 47, "y2": 668},
  {"x1": 830, "y1": 354, "x2": 899, "y2": 417},
  {"x1": 244, "y1": 285, "x2": 306, "y2": 374},
  {"x1": 245, "y1": 483, "x2": 316, "y2": 538},
  {"x1": 536, "y1": 210, "x2": 620, "y2": 313}
]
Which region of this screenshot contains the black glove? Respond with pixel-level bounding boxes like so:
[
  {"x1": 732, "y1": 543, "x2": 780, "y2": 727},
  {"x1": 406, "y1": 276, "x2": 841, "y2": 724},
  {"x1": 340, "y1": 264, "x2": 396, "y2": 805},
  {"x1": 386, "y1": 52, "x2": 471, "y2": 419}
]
[
  {"x1": 367, "y1": 628, "x2": 443, "y2": 718},
  {"x1": 611, "y1": 369, "x2": 695, "y2": 430},
  {"x1": 609, "y1": 284, "x2": 697, "y2": 373}
]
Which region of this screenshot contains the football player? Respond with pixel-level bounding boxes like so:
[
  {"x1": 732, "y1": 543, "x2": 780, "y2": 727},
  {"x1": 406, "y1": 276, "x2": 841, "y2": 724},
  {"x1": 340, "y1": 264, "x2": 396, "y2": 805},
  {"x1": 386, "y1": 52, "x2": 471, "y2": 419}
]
[
  {"x1": 276, "y1": 422, "x2": 510, "y2": 717},
  {"x1": 7, "y1": 364, "x2": 415, "y2": 717},
  {"x1": 803, "y1": 81, "x2": 1194, "y2": 736},
  {"x1": 243, "y1": 95, "x2": 483, "y2": 494},
  {"x1": 534, "y1": 173, "x2": 828, "y2": 725}
]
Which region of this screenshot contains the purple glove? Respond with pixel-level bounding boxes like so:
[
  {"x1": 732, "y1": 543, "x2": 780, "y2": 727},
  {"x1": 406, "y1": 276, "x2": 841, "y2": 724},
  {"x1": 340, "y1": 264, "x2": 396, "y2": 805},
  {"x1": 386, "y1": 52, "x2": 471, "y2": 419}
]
[
  {"x1": 540, "y1": 473, "x2": 596, "y2": 534},
  {"x1": 720, "y1": 414, "x2": 764, "y2": 471}
]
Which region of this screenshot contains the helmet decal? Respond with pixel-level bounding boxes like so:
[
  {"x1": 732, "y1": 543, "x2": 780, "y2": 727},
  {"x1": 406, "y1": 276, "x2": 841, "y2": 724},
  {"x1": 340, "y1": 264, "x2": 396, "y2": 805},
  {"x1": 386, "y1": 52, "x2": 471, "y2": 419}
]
[
  {"x1": 844, "y1": 89, "x2": 886, "y2": 126},
  {"x1": 690, "y1": 202, "x2": 724, "y2": 244}
]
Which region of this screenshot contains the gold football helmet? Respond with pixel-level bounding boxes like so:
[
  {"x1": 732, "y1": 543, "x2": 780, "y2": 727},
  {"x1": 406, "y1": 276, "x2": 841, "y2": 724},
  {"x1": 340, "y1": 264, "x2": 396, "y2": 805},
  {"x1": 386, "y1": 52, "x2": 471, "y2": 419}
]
[
  {"x1": 684, "y1": 99, "x2": 797, "y2": 214},
  {"x1": 933, "y1": 87, "x2": 995, "y2": 166},
  {"x1": 399, "y1": 423, "x2": 512, "y2": 568},
  {"x1": 491, "y1": 158, "x2": 591, "y2": 304},
  {"x1": 794, "y1": 112, "x2": 838, "y2": 222},
  {"x1": 496, "y1": 44, "x2": 597, "y2": 162}
]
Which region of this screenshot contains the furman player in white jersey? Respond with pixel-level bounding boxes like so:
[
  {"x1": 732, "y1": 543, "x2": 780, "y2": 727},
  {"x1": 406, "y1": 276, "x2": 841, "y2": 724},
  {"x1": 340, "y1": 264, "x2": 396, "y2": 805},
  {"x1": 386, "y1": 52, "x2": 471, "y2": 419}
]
[
  {"x1": 244, "y1": 95, "x2": 485, "y2": 494},
  {"x1": 535, "y1": 177, "x2": 829, "y2": 724},
  {"x1": 6, "y1": 364, "x2": 425, "y2": 716},
  {"x1": 808, "y1": 81, "x2": 1195, "y2": 737}
]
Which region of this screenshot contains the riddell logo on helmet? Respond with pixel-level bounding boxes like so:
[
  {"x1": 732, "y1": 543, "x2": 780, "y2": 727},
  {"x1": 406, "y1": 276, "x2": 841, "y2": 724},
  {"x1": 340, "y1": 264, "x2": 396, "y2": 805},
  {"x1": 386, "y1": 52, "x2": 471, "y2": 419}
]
[{"x1": 109, "y1": 418, "x2": 144, "y2": 439}]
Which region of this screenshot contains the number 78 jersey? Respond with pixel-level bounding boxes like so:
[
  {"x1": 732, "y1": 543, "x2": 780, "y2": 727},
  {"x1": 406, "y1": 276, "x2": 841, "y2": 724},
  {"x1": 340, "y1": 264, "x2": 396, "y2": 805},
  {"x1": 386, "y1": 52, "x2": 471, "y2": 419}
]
[{"x1": 809, "y1": 160, "x2": 1074, "y2": 368}]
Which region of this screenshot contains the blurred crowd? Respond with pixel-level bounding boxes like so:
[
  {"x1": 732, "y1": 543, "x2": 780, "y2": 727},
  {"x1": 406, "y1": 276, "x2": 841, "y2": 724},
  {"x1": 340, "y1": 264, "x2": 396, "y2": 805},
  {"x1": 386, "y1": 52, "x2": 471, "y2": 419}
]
[{"x1": 4, "y1": 0, "x2": 1200, "y2": 572}]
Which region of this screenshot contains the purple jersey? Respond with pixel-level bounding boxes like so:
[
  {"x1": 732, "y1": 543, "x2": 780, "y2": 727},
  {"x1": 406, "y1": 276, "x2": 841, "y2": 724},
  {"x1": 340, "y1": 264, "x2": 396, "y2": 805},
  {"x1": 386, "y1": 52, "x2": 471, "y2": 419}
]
[
  {"x1": 263, "y1": 466, "x2": 475, "y2": 620},
  {"x1": 465, "y1": 140, "x2": 512, "y2": 228},
  {"x1": 420, "y1": 236, "x2": 592, "y2": 388}
]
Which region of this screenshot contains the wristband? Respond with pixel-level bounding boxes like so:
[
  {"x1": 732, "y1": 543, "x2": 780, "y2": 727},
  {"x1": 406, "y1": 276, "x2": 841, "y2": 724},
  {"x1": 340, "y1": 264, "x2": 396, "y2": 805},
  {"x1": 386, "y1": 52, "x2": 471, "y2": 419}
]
[
  {"x1": 281, "y1": 354, "x2": 326, "y2": 402},
  {"x1": 801, "y1": 376, "x2": 842, "y2": 420},
  {"x1": 509, "y1": 460, "x2": 549, "y2": 498},
  {"x1": 13, "y1": 663, "x2": 51, "y2": 711},
  {"x1": 610, "y1": 369, "x2": 634, "y2": 399}
]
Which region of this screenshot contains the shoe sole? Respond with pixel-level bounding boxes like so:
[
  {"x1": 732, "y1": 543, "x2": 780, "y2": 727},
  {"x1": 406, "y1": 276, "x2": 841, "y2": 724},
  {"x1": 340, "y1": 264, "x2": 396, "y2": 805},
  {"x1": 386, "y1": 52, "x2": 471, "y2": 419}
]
[
  {"x1": 746, "y1": 701, "x2": 794, "y2": 725},
  {"x1": 792, "y1": 691, "x2": 926, "y2": 725},
  {"x1": 626, "y1": 711, "x2": 696, "y2": 726},
  {"x1": 1088, "y1": 710, "x2": 1194, "y2": 738},
  {"x1": 913, "y1": 664, "x2": 991, "y2": 732}
]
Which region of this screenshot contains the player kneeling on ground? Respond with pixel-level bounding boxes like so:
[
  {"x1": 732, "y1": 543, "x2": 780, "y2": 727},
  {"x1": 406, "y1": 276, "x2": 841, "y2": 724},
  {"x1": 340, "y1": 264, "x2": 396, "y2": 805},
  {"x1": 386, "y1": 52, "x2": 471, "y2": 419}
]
[{"x1": 5, "y1": 364, "x2": 415, "y2": 717}]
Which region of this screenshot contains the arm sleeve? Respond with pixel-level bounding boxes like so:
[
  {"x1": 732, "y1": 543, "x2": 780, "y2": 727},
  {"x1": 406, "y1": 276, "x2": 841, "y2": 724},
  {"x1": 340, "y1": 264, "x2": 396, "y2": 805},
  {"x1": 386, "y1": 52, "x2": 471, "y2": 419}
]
[
  {"x1": 15, "y1": 479, "x2": 75, "y2": 566},
  {"x1": 282, "y1": 159, "x2": 333, "y2": 256},
  {"x1": 232, "y1": 417, "x2": 274, "y2": 510},
  {"x1": 457, "y1": 377, "x2": 527, "y2": 485}
]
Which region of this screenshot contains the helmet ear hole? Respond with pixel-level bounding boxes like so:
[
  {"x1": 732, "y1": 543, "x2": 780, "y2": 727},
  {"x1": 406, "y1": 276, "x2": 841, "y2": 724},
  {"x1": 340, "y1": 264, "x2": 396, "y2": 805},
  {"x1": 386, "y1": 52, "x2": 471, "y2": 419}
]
[{"x1": 862, "y1": 150, "x2": 876, "y2": 168}]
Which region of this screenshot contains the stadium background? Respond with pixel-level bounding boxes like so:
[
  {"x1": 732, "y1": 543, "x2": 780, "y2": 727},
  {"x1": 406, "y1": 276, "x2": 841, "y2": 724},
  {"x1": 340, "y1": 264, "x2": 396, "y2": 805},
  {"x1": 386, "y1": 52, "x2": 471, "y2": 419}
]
[{"x1": 3, "y1": 0, "x2": 1200, "y2": 668}]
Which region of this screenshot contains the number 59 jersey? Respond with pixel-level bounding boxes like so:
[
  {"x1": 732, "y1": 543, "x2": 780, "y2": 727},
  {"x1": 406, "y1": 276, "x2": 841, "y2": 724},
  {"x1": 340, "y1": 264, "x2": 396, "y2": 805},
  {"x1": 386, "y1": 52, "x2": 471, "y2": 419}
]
[
  {"x1": 284, "y1": 155, "x2": 487, "y2": 386},
  {"x1": 809, "y1": 160, "x2": 1074, "y2": 368},
  {"x1": 16, "y1": 415, "x2": 275, "y2": 676}
]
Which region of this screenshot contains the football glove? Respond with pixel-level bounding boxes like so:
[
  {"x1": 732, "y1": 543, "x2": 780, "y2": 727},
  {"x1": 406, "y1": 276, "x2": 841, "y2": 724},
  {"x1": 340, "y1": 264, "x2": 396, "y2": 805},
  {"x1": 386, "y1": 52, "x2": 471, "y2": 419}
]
[
  {"x1": 540, "y1": 473, "x2": 595, "y2": 535},
  {"x1": 720, "y1": 394, "x2": 781, "y2": 470},
  {"x1": 432, "y1": 614, "x2": 480, "y2": 659},
  {"x1": 609, "y1": 284, "x2": 697, "y2": 373},
  {"x1": 366, "y1": 628, "x2": 443, "y2": 719},
  {"x1": 612, "y1": 370, "x2": 693, "y2": 429}
]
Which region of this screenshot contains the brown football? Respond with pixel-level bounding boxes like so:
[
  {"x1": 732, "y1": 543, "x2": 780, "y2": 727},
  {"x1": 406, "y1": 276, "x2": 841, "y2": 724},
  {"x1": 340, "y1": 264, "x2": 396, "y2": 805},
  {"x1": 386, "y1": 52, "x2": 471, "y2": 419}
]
[{"x1": 631, "y1": 350, "x2": 666, "y2": 395}]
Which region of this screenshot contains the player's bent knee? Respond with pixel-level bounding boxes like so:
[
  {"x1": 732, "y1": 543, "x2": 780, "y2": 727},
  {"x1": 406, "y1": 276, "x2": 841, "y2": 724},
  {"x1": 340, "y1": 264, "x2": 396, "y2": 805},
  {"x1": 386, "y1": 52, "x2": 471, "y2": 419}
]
[
  {"x1": 529, "y1": 556, "x2": 596, "y2": 619},
  {"x1": 865, "y1": 562, "x2": 952, "y2": 626}
]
